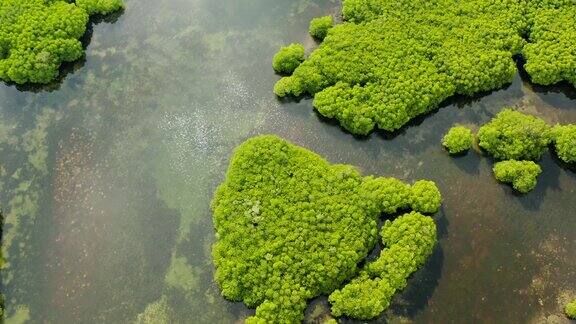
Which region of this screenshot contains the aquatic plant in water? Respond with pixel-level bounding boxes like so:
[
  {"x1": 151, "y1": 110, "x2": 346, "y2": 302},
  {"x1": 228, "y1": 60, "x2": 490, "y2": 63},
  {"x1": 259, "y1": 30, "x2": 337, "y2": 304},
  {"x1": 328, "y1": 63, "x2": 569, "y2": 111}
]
[
  {"x1": 442, "y1": 126, "x2": 473, "y2": 155},
  {"x1": 478, "y1": 109, "x2": 551, "y2": 161},
  {"x1": 446, "y1": 108, "x2": 575, "y2": 193},
  {"x1": 273, "y1": 0, "x2": 525, "y2": 134},
  {"x1": 309, "y1": 16, "x2": 333, "y2": 41},
  {"x1": 273, "y1": 0, "x2": 576, "y2": 135},
  {"x1": 135, "y1": 296, "x2": 172, "y2": 324},
  {"x1": 523, "y1": 2, "x2": 576, "y2": 87},
  {"x1": 272, "y1": 44, "x2": 305, "y2": 75},
  {"x1": 329, "y1": 211, "x2": 436, "y2": 319},
  {"x1": 211, "y1": 135, "x2": 441, "y2": 322},
  {"x1": 0, "y1": 0, "x2": 124, "y2": 84},
  {"x1": 566, "y1": 300, "x2": 576, "y2": 320},
  {"x1": 448, "y1": 108, "x2": 576, "y2": 192},
  {"x1": 551, "y1": 124, "x2": 576, "y2": 164},
  {"x1": 493, "y1": 160, "x2": 542, "y2": 193}
]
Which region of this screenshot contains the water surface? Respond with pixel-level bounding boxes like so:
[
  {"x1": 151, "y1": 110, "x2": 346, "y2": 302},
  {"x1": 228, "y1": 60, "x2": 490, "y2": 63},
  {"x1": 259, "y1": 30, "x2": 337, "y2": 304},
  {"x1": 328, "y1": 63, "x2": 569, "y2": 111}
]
[{"x1": 0, "y1": 0, "x2": 575, "y2": 323}]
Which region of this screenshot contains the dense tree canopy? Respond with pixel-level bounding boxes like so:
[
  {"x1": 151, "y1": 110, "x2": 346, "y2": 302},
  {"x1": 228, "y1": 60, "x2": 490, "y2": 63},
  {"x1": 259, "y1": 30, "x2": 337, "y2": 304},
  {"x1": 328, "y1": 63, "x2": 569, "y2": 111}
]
[
  {"x1": 212, "y1": 135, "x2": 442, "y2": 322},
  {"x1": 273, "y1": 0, "x2": 576, "y2": 135},
  {"x1": 447, "y1": 108, "x2": 576, "y2": 193},
  {"x1": 566, "y1": 300, "x2": 576, "y2": 320},
  {"x1": 477, "y1": 109, "x2": 551, "y2": 161},
  {"x1": 551, "y1": 124, "x2": 576, "y2": 164},
  {"x1": 0, "y1": 0, "x2": 124, "y2": 84},
  {"x1": 493, "y1": 160, "x2": 542, "y2": 193},
  {"x1": 75, "y1": 0, "x2": 124, "y2": 16},
  {"x1": 309, "y1": 16, "x2": 333, "y2": 41},
  {"x1": 442, "y1": 126, "x2": 474, "y2": 155},
  {"x1": 329, "y1": 211, "x2": 436, "y2": 319},
  {"x1": 523, "y1": 1, "x2": 576, "y2": 86},
  {"x1": 272, "y1": 44, "x2": 305, "y2": 75}
]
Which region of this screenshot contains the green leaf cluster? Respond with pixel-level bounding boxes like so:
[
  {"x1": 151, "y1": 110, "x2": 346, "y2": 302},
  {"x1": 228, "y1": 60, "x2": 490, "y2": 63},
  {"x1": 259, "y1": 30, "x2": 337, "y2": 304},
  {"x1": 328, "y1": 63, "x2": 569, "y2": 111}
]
[
  {"x1": 478, "y1": 109, "x2": 551, "y2": 161},
  {"x1": 566, "y1": 300, "x2": 576, "y2": 320},
  {"x1": 523, "y1": 1, "x2": 576, "y2": 86},
  {"x1": 449, "y1": 108, "x2": 576, "y2": 193},
  {"x1": 273, "y1": 0, "x2": 526, "y2": 134},
  {"x1": 551, "y1": 124, "x2": 576, "y2": 164},
  {"x1": 272, "y1": 43, "x2": 305, "y2": 75},
  {"x1": 273, "y1": 0, "x2": 576, "y2": 135},
  {"x1": 442, "y1": 126, "x2": 473, "y2": 155},
  {"x1": 211, "y1": 135, "x2": 442, "y2": 323},
  {"x1": 309, "y1": 16, "x2": 333, "y2": 41},
  {"x1": 493, "y1": 160, "x2": 542, "y2": 193},
  {"x1": 75, "y1": 0, "x2": 124, "y2": 16},
  {"x1": 329, "y1": 211, "x2": 436, "y2": 320},
  {"x1": 0, "y1": 0, "x2": 124, "y2": 84}
]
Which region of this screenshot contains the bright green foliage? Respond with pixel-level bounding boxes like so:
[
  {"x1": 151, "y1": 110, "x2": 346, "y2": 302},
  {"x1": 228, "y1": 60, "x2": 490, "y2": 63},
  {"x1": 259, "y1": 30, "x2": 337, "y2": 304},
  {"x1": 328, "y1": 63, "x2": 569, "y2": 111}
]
[
  {"x1": 309, "y1": 16, "x2": 333, "y2": 41},
  {"x1": 274, "y1": 0, "x2": 526, "y2": 134},
  {"x1": 523, "y1": 1, "x2": 576, "y2": 86},
  {"x1": 272, "y1": 43, "x2": 305, "y2": 75},
  {"x1": 75, "y1": 0, "x2": 124, "y2": 16},
  {"x1": 274, "y1": 0, "x2": 576, "y2": 134},
  {"x1": 551, "y1": 124, "x2": 576, "y2": 164},
  {"x1": 0, "y1": 0, "x2": 123, "y2": 84},
  {"x1": 442, "y1": 126, "x2": 474, "y2": 154},
  {"x1": 329, "y1": 211, "x2": 437, "y2": 319},
  {"x1": 410, "y1": 180, "x2": 442, "y2": 214},
  {"x1": 566, "y1": 300, "x2": 576, "y2": 320},
  {"x1": 478, "y1": 109, "x2": 551, "y2": 161},
  {"x1": 493, "y1": 160, "x2": 542, "y2": 193},
  {"x1": 212, "y1": 135, "x2": 442, "y2": 323}
]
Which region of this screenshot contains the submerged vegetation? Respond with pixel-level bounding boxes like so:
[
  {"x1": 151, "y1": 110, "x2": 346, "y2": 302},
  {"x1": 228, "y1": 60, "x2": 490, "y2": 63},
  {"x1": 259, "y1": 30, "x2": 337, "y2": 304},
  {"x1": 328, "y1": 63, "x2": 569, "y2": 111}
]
[
  {"x1": 273, "y1": 0, "x2": 576, "y2": 135},
  {"x1": 0, "y1": 108, "x2": 61, "y2": 320},
  {"x1": 442, "y1": 126, "x2": 473, "y2": 155},
  {"x1": 212, "y1": 135, "x2": 441, "y2": 322},
  {"x1": 0, "y1": 0, "x2": 124, "y2": 84},
  {"x1": 493, "y1": 160, "x2": 542, "y2": 193},
  {"x1": 134, "y1": 296, "x2": 172, "y2": 324}
]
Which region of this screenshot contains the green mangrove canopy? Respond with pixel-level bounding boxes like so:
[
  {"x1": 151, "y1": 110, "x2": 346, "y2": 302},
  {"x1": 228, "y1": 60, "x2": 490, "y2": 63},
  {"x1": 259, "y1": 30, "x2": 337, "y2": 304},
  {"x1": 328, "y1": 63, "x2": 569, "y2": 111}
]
[
  {"x1": 478, "y1": 109, "x2": 551, "y2": 161},
  {"x1": 551, "y1": 124, "x2": 576, "y2": 164},
  {"x1": 309, "y1": 16, "x2": 334, "y2": 41},
  {"x1": 447, "y1": 108, "x2": 576, "y2": 193},
  {"x1": 272, "y1": 43, "x2": 305, "y2": 75},
  {"x1": 273, "y1": 0, "x2": 576, "y2": 135},
  {"x1": 329, "y1": 211, "x2": 436, "y2": 319},
  {"x1": 211, "y1": 135, "x2": 442, "y2": 323},
  {"x1": 0, "y1": 0, "x2": 124, "y2": 84},
  {"x1": 566, "y1": 300, "x2": 576, "y2": 320},
  {"x1": 493, "y1": 160, "x2": 542, "y2": 193},
  {"x1": 442, "y1": 126, "x2": 474, "y2": 155}
]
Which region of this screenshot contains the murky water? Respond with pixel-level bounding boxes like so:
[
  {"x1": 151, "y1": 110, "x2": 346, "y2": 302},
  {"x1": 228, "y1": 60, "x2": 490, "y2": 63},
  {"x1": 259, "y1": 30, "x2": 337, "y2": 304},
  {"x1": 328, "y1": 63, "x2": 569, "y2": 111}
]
[{"x1": 1, "y1": 0, "x2": 575, "y2": 323}]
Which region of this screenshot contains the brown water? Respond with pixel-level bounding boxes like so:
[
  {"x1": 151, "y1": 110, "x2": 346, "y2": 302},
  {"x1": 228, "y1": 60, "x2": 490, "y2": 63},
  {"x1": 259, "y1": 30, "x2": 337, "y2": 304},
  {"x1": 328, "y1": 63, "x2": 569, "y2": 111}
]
[{"x1": 0, "y1": 0, "x2": 575, "y2": 323}]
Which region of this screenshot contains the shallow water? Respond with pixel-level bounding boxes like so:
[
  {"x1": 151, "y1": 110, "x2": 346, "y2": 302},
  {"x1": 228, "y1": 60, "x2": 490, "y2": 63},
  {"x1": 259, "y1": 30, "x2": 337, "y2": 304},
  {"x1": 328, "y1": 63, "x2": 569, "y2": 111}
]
[{"x1": 0, "y1": 0, "x2": 575, "y2": 323}]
